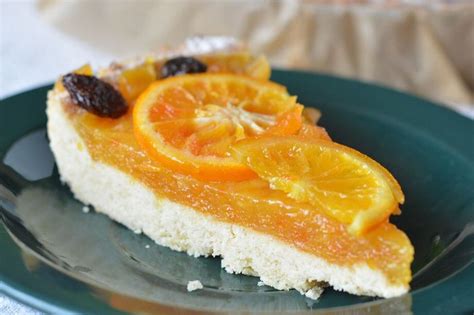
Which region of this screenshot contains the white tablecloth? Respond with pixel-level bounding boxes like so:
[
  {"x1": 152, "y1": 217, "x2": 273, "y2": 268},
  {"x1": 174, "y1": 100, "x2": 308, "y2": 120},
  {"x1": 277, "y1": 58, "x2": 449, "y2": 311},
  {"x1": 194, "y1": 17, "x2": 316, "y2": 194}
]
[{"x1": 0, "y1": 295, "x2": 43, "y2": 315}]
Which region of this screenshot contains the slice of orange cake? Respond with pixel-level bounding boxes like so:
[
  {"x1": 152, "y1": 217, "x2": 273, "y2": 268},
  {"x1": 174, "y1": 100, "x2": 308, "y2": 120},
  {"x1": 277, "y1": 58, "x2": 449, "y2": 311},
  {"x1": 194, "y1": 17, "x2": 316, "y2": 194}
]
[{"x1": 46, "y1": 38, "x2": 413, "y2": 299}]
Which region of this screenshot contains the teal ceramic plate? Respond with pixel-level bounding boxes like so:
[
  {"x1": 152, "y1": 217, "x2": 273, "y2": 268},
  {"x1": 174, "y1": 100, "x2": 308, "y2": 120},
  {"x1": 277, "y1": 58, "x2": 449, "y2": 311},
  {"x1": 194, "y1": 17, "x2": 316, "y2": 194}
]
[{"x1": 1, "y1": 70, "x2": 473, "y2": 314}]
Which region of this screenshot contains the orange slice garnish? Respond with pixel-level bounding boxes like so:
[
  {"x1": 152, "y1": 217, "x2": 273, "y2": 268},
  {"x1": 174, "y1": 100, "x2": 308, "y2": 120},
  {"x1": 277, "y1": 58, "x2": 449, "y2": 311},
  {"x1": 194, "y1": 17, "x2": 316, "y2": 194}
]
[
  {"x1": 133, "y1": 74, "x2": 302, "y2": 181},
  {"x1": 232, "y1": 136, "x2": 404, "y2": 235},
  {"x1": 118, "y1": 62, "x2": 157, "y2": 103},
  {"x1": 199, "y1": 53, "x2": 271, "y2": 81},
  {"x1": 298, "y1": 124, "x2": 332, "y2": 141},
  {"x1": 118, "y1": 53, "x2": 271, "y2": 103}
]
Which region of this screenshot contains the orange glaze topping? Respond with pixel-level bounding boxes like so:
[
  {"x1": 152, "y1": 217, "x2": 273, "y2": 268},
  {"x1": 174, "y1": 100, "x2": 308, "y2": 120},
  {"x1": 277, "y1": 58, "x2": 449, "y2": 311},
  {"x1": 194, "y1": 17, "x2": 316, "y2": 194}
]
[{"x1": 68, "y1": 107, "x2": 413, "y2": 287}]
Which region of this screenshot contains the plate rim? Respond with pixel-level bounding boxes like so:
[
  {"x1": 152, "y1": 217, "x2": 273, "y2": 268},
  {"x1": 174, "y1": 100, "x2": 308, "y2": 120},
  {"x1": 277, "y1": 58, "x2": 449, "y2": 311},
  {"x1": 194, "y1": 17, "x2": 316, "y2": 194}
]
[{"x1": 1, "y1": 70, "x2": 473, "y2": 314}]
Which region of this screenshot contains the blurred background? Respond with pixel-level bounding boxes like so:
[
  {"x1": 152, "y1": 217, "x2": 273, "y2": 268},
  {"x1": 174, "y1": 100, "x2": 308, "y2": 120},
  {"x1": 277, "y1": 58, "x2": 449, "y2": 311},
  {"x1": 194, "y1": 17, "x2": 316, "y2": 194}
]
[{"x1": 1, "y1": 0, "x2": 473, "y2": 117}]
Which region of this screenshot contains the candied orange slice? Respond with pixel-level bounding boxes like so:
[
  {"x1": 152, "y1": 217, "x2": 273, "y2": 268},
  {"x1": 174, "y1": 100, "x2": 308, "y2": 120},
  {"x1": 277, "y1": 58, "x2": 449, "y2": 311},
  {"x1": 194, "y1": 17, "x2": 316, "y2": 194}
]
[
  {"x1": 232, "y1": 136, "x2": 404, "y2": 235},
  {"x1": 299, "y1": 108, "x2": 331, "y2": 141},
  {"x1": 118, "y1": 53, "x2": 271, "y2": 104},
  {"x1": 199, "y1": 53, "x2": 271, "y2": 81},
  {"x1": 133, "y1": 74, "x2": 302, "y2": 181},
  {"x1": 118, "y1": 62, "x2": 157, "y2": 103},
  {"x1": 298, "y1": 124, "x2": 332, "y2": 141}
]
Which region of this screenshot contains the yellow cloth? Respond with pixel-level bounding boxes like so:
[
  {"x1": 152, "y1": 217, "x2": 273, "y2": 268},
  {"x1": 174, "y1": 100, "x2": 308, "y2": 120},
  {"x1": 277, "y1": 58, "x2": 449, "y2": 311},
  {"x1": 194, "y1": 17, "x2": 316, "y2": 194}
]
[{"x1": 38, "y1": 0, "x2": 474, "y2": 106}]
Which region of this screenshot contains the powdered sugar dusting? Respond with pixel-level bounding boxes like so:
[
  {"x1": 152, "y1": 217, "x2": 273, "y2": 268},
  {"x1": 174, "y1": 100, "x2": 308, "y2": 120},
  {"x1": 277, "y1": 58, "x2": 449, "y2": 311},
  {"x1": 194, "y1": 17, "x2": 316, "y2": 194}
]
[{"x1": 184, "y1": 36, "x2": 243, "y2": 55}]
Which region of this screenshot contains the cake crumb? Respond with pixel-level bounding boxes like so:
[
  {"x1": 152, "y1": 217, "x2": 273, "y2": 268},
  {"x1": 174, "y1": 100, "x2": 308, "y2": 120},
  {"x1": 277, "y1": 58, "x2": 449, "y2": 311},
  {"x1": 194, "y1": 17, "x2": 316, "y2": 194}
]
[
  {"x1": 145, "y1": 245, "x2": 150, "y2": 249},
  {"x1": 305, "y1": 286, "x2": 324, "y2": 300},
  {"x1": 82, "y1": 206, "x2": 90, "y2": 213},
  {"x1": 257, "y1": 281, "x2": 265, "y2": 287},
  {"x1": 187, "y1": 280, "x2": 203, "y2": 292}
]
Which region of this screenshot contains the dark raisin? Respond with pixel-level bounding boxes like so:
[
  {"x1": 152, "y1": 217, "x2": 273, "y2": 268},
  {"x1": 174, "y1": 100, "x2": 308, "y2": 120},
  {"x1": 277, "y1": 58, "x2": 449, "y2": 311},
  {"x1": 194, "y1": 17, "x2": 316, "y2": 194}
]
[
  {"x1": 161, "y1": 56, "x2": 207, "y2": 78},
  {"x1": 62, "y1": 73, "x2": 128, "y2": 118}
]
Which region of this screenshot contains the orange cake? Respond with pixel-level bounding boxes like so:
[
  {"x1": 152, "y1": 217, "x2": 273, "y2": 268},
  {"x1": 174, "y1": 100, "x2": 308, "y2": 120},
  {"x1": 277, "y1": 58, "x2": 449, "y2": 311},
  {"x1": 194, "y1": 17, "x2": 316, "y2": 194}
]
[{"x1": 47, "y1": 38, "x2": 413, "y2": 299}]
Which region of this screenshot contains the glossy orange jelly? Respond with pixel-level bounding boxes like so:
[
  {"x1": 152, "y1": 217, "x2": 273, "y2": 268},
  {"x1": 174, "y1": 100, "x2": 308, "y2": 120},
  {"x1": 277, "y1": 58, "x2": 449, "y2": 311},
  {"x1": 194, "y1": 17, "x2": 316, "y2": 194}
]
[
  {"x1": 116, "y1": 53, "x2": 271, "y2": 105},
  {"x1": 65, "y1": 105, "x2": 413, "y2": 288}
]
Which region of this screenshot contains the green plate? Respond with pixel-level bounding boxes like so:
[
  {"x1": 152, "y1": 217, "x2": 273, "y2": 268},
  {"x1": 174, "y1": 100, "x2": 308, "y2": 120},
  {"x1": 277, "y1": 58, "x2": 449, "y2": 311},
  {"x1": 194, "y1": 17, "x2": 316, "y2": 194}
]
[{"x1": 1, "y1": 70, "x2": 473, "y2": 314}]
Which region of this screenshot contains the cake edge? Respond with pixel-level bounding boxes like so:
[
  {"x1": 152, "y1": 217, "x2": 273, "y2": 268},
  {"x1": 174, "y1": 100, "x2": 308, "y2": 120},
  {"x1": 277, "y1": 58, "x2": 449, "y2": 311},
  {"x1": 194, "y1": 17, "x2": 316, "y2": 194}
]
[{"x1": 46, "y1": 89, "x2": 408, "y2": 299}]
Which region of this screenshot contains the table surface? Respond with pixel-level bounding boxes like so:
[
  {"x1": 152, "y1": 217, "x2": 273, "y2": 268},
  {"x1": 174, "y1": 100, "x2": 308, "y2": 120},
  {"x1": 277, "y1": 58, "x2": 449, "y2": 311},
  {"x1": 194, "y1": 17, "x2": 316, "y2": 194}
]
[{"x1": 0, "y1": 1, "x2": 472, "y2": 314}]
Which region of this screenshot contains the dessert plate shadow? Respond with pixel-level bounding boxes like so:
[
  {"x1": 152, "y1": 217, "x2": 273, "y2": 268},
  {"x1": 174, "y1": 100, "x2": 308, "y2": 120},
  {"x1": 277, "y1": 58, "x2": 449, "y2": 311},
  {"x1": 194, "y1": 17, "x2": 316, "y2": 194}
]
[{"x1": 1, "y1": 70, "x2": 473, "y2": 314}]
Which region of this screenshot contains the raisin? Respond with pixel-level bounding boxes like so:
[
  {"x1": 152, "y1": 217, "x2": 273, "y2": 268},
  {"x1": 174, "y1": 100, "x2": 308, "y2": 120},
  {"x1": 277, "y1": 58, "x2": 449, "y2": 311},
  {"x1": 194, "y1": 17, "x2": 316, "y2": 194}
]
[
  {"x1": 62, "y1": 73, "x2": 128, "y2": 118},
  {"x1": 161, "y1": 56, "x2": 207, "y2": 78}
]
